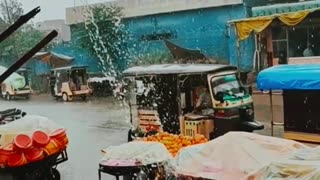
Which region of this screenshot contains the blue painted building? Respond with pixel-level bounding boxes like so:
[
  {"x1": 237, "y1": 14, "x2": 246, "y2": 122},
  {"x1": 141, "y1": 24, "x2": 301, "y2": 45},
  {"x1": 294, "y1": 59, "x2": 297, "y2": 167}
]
[{"x1": 65, "y1": 0, "x2": 298, "y2": 73}]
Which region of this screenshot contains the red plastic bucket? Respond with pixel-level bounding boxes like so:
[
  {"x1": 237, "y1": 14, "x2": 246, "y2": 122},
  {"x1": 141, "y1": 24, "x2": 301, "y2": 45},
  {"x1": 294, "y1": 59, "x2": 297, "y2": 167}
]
[
  {"x1": 13, "y1": 134, "x2": 32, "y2": 151},
  {"x1": 25, "y1": 147, "x2": 45, "y2": 163},
  {"x1": 32, "y1": 131, "x2": 50, "y2": 147},
  {"x1": 0, "y1": 143, "x2": 14, "y2": 166},
  {"x1": 50, "y1": 129, "x2": 68, "y2": 149},
  {"x1": 8, "y1": 152, "x2": 27, "y2": 167},
  {"x1": 43, "y1": 139, "x2": 61, "y2": 156}
]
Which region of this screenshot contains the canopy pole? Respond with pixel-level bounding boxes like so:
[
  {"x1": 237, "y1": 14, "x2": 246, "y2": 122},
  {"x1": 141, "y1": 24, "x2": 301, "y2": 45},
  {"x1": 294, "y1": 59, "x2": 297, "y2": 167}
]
[
  {"x1": 269, "y1": 90, "x2": 274, "y2": 136},
  {"x1": 235, "y1": 28, "x2": 241, "y2": 77}
]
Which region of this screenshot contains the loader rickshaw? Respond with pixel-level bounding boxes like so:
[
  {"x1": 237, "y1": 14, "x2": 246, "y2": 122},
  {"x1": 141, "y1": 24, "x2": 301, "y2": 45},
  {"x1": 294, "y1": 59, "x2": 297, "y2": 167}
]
[
  {"x1": 123, "y1": 64, "x2": 264, "y2": 141},
  {"x1": 49, "y1": 65, "x2": 92, "y2": 102},
  {"x1": 1, "y1": 67, "x2": 32, "y2": 100}
]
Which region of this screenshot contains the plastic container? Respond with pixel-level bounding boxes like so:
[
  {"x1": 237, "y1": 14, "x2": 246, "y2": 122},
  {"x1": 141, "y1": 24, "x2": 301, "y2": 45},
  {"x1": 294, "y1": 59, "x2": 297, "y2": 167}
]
[
  {"x1": 8, "y1": 152, "x2": 27, "y2": 167},
  {"x1": 32, "y1": 131, "x2": 50, "y2": 147},
  {"x1": 13, "y1": 134, "x2": 32, "y2": 151},
  {"x1": 0, "y1": 144, "x2": 14, "y2": 166},
  {"x1": 25, "y1": 147, "x2": 45, "y2": 163},
  {"x1": 50, "y1": 129, "x2": 68, "y2": 149},
  {"x1": 43, "y1": 139, "x2": 61, "y2": 156}
]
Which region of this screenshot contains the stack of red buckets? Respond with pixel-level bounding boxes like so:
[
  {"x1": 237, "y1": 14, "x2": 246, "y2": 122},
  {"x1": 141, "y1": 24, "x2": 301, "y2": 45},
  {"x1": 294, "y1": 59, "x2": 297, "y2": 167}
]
[{"x1": 0, "y1": 128, "x2": 68, "y2": 168}]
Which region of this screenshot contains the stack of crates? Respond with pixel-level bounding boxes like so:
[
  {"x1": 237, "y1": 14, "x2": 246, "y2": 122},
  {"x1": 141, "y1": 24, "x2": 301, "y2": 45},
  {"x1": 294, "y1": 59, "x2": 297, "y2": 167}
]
[{"x1": 138, "y1": 110, "x2": 163, "y2": 132}]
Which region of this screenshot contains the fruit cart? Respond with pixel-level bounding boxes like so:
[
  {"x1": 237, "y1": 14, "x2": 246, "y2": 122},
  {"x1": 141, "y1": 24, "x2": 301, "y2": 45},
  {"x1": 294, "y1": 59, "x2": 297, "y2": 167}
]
[
  {"x1": 98, "y1": 141, "x2": 172, "y2": 180},
  {"x1": 0, "y1": 149, "x2": 68, "y2": 180},
  {"x1": 0, "y1": 115, "x2": 69, "y2": 180},
  {"x1": 98, "y1": 160, "x2": 164, "y2": 180}
]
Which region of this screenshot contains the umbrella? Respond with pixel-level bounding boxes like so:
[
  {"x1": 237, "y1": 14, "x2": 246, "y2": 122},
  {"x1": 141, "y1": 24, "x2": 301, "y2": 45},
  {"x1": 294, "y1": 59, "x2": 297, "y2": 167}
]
[{"x1": 32, "y1": 51, "x2": 74, "y2": 68}]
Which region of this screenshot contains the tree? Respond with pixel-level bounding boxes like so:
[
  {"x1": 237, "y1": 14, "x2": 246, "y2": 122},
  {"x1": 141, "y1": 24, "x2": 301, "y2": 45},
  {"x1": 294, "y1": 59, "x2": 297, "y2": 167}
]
[
  {"x1": 0, "y1": 0, "x2": 23, "y2": 24},
  {"x1": 79, "y1": 5, "x2": 130, "y2": 77},
  {"x1": 0, "y1": 0, "x2": 44, "y2": 66}
]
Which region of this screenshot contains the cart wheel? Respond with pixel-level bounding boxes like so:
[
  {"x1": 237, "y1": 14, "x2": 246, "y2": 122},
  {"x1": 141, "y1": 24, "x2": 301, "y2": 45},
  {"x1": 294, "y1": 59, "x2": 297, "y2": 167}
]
[
  {"x1": 123, "y1": 174, "x2": 134, "y2": 180},
  {"x1": 81, "y1": 95, "x2": 87, "y2": 101},
  {"x1": 46, "y1": 168, "x2": 60, "y2": 180}
]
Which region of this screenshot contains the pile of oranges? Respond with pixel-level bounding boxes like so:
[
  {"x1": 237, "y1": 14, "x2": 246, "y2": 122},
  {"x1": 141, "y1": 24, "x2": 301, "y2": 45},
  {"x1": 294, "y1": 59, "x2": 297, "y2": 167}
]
[{"x1": 139, "y1": 132, "x2": 208, "y2": 157}]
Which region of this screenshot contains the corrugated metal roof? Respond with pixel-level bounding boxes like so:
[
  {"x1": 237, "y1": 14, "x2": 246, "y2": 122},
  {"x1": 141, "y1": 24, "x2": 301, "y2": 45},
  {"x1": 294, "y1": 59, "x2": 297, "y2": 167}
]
[
  {"x1": 252, "y1": 1, "x2": 320, "y2": 17},
  {"x1": 123, "y1": 64, "x2": 237, "y2": 76}
]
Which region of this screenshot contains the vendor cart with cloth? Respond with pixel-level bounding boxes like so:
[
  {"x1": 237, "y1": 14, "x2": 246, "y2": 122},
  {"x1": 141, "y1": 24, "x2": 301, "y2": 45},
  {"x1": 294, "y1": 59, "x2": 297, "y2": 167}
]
[
  {"x1": 98, "y1": 141, "x2": 172, "y2": 180},
  {"x1": 257, "y1": 64, "x2": 320, "y2": 143}
]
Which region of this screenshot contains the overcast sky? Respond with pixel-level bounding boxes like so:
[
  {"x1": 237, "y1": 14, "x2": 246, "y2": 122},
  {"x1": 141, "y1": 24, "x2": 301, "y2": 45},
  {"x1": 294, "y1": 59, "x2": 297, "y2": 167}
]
[{"x1": 17, "y1": 0, "x2": 112, "y2": 22}]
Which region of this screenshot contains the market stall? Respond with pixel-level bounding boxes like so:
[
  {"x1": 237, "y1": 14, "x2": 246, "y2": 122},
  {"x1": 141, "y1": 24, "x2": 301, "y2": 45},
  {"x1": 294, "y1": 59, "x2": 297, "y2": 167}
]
[
  {"x1": 0, "y1": 114, "x2": 69, "y2": 180},
  {"x1": 99, "y1": 131, "x2": 320, "y2": 180},
  {"x1": 257, "y1": 64, "x2": 320, "y2": 143}
]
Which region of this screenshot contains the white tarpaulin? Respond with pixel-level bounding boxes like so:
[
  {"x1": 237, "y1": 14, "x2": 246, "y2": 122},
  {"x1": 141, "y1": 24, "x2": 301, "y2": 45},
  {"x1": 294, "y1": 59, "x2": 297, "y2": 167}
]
[
  {"x1": 246, "y1": 160, "x2": 320, "y2": 180},
  {"x1": 0, "y1": 115, "x2": 63, "y2": 147},
  {"x1": 174, "y1": 132, "x2": 309, "y2": 180},
  {"x1": 101, "y1": 141, "x2": 173, "y2": 166},
  {"x1": 246, "y1": 146, "x2": 320, "y2": 180},
  {"x1": 0, "y1": 65, "x2": 26, "y2": 89}
]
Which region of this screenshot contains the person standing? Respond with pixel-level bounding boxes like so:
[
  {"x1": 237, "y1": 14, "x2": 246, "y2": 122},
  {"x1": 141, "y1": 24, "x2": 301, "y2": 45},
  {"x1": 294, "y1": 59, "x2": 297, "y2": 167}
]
[{"x1": 303, "y1": 43, "x2": 314, "y2": 57}]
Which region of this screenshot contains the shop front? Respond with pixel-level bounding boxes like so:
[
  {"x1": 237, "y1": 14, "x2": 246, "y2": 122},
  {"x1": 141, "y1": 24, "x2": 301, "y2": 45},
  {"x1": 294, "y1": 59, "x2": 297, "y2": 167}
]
[{"x1": 230, "y1": 1, "x2": 320, "y2": 71}]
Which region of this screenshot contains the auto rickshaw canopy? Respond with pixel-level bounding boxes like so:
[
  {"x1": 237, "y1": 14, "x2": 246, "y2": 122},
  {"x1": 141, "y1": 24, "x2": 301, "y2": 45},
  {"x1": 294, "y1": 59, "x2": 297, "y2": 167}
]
[
  {"x1": 123, "y1": 64, "x2": 237, "y2": 76},
  {"x1": 257, "y1": 64, "x2": 320, "y2": 90}
]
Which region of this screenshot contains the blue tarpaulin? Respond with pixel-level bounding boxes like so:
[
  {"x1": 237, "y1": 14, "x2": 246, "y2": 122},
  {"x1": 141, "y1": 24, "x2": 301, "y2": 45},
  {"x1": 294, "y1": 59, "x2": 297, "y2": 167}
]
[{"x1": 257, "y1": 64, "x2": 320, "y2": 90}]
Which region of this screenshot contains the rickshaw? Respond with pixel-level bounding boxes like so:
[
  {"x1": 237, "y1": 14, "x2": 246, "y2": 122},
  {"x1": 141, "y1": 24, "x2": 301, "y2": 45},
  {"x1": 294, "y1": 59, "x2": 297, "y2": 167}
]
[
  {"x1": 257, "y1": 64, "x2": 320, "y2": 143},
  {"x1": 49, "y1": 65, "x2": 92, "y2": 102},
  {"x1": 1, "y1": 67, "x2": 32, "y2": 100},
  {"x1": 123, "y1": 64, "x2": 264, "y2": 141}
]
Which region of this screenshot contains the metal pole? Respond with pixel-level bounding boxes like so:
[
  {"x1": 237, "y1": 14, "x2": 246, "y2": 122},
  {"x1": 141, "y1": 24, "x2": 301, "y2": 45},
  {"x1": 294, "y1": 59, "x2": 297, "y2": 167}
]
[
  {"x1": 269, "y1": 90, "x2": 274, "y2": 136},
  {"x1": 234, "y1": 27, "x2": 241, "y2": 76}
]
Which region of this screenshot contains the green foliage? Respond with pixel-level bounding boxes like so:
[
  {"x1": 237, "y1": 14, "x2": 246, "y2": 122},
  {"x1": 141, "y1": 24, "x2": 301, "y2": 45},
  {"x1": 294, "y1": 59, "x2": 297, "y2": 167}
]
[
  {"x1": 0, "y1": 0, "x2": 23, "y2": 23},
  {"x1": 0, "y1": 0, "x2": 44, "y2": 66},
  {"x1": 78, "y1": 5, "x2": 130, "y2": 76}
]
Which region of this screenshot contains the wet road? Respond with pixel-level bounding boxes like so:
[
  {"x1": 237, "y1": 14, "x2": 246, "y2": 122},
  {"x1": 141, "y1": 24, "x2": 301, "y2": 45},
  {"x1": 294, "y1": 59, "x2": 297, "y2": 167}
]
[
  {"x1": 0, "y1": 95, "x2": 131, "y2": 180},
  {"x1": 0, "y1": 93, "x2": 284, "y2": 180}
]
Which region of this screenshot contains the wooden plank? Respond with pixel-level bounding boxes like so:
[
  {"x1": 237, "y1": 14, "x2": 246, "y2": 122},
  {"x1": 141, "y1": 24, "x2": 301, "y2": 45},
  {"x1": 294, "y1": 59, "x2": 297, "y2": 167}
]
[
  {"x1": 138, "y1": 115, "x2": 159, "y2": 120},
  {"x1": 138, "y1": 110, "x2": 158, "y2": 115},
  {"x1": 284, "y1": 131, "x2": 320, "y2": 144}
]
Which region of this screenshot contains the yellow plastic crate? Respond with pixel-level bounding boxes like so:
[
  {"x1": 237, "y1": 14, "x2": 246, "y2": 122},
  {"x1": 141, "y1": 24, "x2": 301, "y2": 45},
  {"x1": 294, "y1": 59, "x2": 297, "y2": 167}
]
[
  {"x1": 184, "y1": 119, "x2": 214, "y2": 139},
  {"x1": 184, "y1": 120, "x2": 206, "y2": 137}
]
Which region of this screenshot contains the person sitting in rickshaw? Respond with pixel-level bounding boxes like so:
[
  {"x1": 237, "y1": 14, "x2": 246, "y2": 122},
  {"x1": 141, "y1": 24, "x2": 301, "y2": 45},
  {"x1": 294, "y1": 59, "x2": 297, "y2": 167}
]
[{"x1": 194, "y1": 86, "x2": 214, "y2": 116}]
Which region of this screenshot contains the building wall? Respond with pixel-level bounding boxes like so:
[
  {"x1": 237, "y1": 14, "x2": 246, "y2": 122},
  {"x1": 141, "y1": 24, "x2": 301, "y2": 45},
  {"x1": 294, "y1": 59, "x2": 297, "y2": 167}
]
[
  {"x1": 124, "y1": 5, "x2": 253, "y2": 71},
  {"x1": 67, "y1": 2, "x2": 255, "y2": 72},
  {"x1": 36, "y1": 20, "x2": 71, "y2": 42},
  {"x1": 66, "y1": 0, "x2": 243, "y2": 25}
]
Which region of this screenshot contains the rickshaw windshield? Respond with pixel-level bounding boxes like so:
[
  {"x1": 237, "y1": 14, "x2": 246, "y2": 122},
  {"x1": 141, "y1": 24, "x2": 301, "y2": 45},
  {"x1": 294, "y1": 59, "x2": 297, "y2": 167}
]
[{"x1": 211, "y1": 74, "x2": 243, "y2": 100}]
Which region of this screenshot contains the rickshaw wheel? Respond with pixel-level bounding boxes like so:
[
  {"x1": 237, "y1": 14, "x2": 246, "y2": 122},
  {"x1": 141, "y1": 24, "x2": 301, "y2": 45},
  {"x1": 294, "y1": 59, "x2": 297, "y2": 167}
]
[
  {"x1": 5, "y1": 92, "x2": 11, "y2": 101},
  {"x1": 62, "y1": 93, "x2": 71, "y2": 102},
  {"x1": 25, "y1": 95, "x2": 30, "y2": 100}
]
